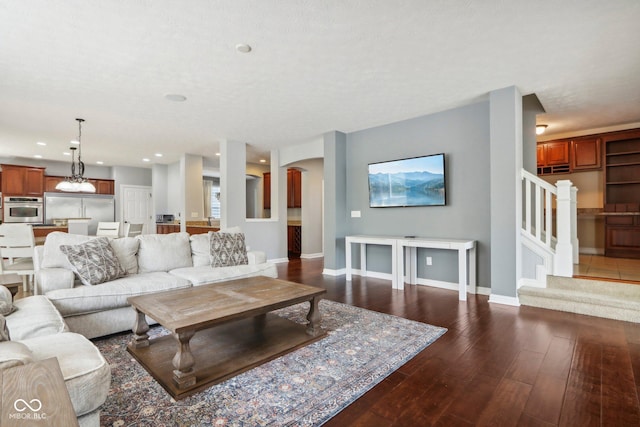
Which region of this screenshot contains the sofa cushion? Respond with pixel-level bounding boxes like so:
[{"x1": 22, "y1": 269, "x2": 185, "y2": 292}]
[
  {"x1": 136, "y1": 233, "x2": 193, "y2": 273},
  {"x1": 0, "y1": 341, "x2": 34, "y2": 370},
  {"x1": 20, "y1": 332, "x2": 111, "y2": 417},
  {"x1": 41, "y1": 232, "x2": 94, "y2": 269},
  {"x1": 170, "y1": 262, "x2": 278, "y2": 286},
  {"x1": 61, "y1": 237, "x2": 126, "y2": 286},
  {"x1": 46, "y1": 272, "x2": 192, "y2": 316},
  {"x1": 209, "y1": 232, "x2": 249, "y2": 267},
  {"x1": 190, "y1": 233, "x2": 210, "y2": 267},
  {"x1": 6, "y1": 296, "x2": 68, "y2": 340},
  {"x1": 109, "y1": 237, "x2": 139, "y2": 274}
]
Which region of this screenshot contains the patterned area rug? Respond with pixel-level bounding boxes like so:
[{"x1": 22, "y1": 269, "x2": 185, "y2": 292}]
[{"x1": 96, "y1": 300, "x2": 446, "y2": 426}]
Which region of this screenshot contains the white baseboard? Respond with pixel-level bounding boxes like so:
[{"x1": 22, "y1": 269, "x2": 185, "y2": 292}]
[
  {"x1": 579, "y1": 247, "x2": 604, "y2": 255},
  {"x1": 300, "y1": 252, "x2": 324, "y2": 259},
  {"x1": 345, "y1": 269, "x2": 394, "y2": 281},
  {"x1": 488, "y1": 294, "x2": 521, "y2": 306},
  {"x1": 268, "y1": 257, "x2": 290, "y2": 264},
  {"x1": 415, "y1": 278, "x2": 490, "y2": 296},
  {"x1": 322, "y1": 268, "x2": 346, "y2": 276}
]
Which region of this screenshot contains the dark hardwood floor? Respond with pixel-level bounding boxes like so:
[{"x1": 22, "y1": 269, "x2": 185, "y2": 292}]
[{"x1": 278, "y1": 258, "x2": 640, "y2": 427}]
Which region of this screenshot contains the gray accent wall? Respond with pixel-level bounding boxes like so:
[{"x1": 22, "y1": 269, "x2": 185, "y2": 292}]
[
  {"x1": 489, "y1": 86, "x2": 523, "y2": 298},
  {"x1": 341, "y1": 101, "x2": 491, "y2": 288},
  {"x1": 323, "y1": 131, "x2": 347, "y2": 270}
]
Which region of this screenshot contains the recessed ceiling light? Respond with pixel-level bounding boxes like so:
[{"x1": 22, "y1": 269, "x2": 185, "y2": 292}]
[
  {"x1": 154, "y1": 153, "x2": 163, "y2": 157},
  {"x1": 33, "y1": 154, "x2": 43, "y2": 159},
  {"x1": 236, "y1": 44, "x2": 252, "y2": 53},
  {"x1": 215, "y1": 152, "x2": 221, "y2": 156},
  {"x1": 36, "y1": 141, "x2": 46, "y2": 146},
  {"x1": 164, "y1": 94, "x2": 187, "y2": 102},
  {"x1": 259, "y1": 159, "x2": 266, "y2": 163},
  {"x1": 63, "y1": 152, "x2": 71, "y2": 156},
  {"x1": 70, "y1": 139, "x2": 79, "y2": 145},
  {"x1": 96, "y1": 161, "x2": 104, "y2": 165},
  {"x1": 142, "y1": 158, "x2": 150, "y2": 162}
]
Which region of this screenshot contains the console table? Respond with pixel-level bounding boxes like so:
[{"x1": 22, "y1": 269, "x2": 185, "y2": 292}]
[{"x1": 345, "y1": 235, "x2": 476, "y2": 301}]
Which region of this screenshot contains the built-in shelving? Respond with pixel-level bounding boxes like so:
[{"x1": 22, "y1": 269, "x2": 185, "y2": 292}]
[{"x1": 603, "y1": 129, "x2": 640, "y2": 258}]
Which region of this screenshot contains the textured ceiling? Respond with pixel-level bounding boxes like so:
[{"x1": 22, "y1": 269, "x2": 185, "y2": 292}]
[{"x1": 1, "y1": 0, "x2": 639, "y2": 168}]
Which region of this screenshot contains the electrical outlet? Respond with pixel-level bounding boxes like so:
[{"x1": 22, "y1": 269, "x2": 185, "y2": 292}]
[
  {"x1": 426, "y1": 256, "x2": 433, "y2": 266},
  {"x1": 191, "y1": 212, "x2": 199, "y2": 218}
]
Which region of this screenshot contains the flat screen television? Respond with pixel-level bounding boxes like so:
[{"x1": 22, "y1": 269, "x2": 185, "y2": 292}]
[{"x1": 368, "y1": 153, "x2": 446, "y2": 207}]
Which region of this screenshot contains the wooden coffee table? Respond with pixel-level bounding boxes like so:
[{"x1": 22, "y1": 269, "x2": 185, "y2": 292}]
[{"x1": 126, "y1": 276, "x2": 326, "y2": 399}]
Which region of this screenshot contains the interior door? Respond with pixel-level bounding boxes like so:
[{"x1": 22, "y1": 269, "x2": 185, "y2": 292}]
[{"x1": 121, "y1": 185, "x2": 153, "y2": 235}]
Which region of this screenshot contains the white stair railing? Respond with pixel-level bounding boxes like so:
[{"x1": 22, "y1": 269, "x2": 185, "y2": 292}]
[{"x1": 521, "y1": 170, "x2": 577, "y2": 278}]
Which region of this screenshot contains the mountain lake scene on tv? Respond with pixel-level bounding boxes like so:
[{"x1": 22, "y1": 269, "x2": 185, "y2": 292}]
[{"x1": 369, "y1": 155, "x2": 445, "y2": 207}]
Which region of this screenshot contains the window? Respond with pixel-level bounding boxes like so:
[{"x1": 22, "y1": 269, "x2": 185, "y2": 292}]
[{"x1": 210, "y1": 186, "x2": 221, "y2": 218}]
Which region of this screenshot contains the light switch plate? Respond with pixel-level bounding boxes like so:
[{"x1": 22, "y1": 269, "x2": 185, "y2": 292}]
[{"x1": 351, "y1": 210, "x2": 361, "y2": 218}]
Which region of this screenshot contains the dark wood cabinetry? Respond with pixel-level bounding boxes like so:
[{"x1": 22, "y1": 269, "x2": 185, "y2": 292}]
[
  {"x1": 262, "y1": 169, "x2": 302, "y2": 209},
  {"x1": 537, "y1": 140, "x2": 571, "y2": 174},
  {"x1": 571, "y1": 136, "x2": 602, "y2": 171},
  {"x1": 537, "y1": 137, "x2": 602, "y2": 175},
  {"x1": 287, "y1": 169, "x2": 302, "y2": 208},
  {"x1": 156, "y1": 224, "x2": 181, "y2": 234},
  {"x1": 603, "y1": 129, "x2": 640, "y2": 258},
  {"x1": 44, "y1": 175, "x2": 115, "y2": 195},
  {"x1": 1, "y1": 164, "x2": 45, "y2": 196}
]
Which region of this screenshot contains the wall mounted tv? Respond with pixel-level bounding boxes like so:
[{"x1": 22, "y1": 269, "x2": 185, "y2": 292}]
[{"x1": 368, "y1": 153, "x2": 446, "y2": 207}]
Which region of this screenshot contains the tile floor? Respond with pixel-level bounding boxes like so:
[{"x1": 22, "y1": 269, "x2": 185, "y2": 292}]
[{"x1": 576, "y1": 254, "x2": 640, "y2": 282}]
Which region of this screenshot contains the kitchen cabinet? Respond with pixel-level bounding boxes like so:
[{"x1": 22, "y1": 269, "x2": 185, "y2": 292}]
[
  {"x1": 537, "y1": 137, "x2": 603, "y2": 175},
  {"x1": 603, "y1": 128, "x2": 640, "y2": 258},
  {"x1": 0, "y1": 164, "x2": 45, "y2": 196},
  {"x1": 262, "y1": 169, "x2": 302, "y2": 209},
  {"x1": 536, "y1": 140, "x2": 570, "y2": 175},
  {"x1": 44, "y1": 175, "x2": 115, "y2": 195},
  {"x1": 156, "y1": 224, "x2": 180, "y2": 234},
  {"x1": 288, "y1": 169, "x2": 302, "y2": 208},
  {"x1": 571, "y1": 136, "x2": 602, "y2": 171}
]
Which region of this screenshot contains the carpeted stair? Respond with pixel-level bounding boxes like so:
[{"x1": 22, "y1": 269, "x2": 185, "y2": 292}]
[{"x1": 518, "y1": 276, "x2": 640, "y2": 323}]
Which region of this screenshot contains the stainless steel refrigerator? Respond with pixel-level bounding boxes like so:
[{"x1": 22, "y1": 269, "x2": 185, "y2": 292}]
[{"x1": 44, "y1": 192, "x2": 115, "y2": 235}]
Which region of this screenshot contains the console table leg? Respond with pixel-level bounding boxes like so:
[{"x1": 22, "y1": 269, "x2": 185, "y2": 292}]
[
  {"x1": 172, "y1": 330, "x2": 196, "y2": 389},
  {"x1": 306, "y1": 297, "x2": 322, "y2": 336},
  {"x1": 131, "y1": 308, "x2": 150, "y2": 349}
]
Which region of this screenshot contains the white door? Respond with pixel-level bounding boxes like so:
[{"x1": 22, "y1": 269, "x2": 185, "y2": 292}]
[{"x1": 121, "y1": 185, "x2": 154, "y2": 235}]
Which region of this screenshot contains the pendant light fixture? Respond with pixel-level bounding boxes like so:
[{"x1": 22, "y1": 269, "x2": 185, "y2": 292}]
[{"x1": 55, "y1": 118, "x2": 96, "y2": 193}]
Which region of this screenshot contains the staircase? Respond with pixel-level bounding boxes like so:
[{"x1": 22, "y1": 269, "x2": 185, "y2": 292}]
[{"x1": 519, "y1": 276, "x2": 640, "y2": 323}]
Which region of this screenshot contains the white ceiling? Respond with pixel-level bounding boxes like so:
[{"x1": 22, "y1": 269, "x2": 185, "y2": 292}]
[{"x1": 1, "y1": 1, "x2": 639, "y2": 168}]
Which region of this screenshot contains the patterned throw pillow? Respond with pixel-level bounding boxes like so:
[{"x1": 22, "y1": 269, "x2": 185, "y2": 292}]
[
  {"x1": 209, "y1": 232, "x2": 249, "y2": 268},
  {"x1": 60, "y1": 237, "x2": 126, "y2": 286}
]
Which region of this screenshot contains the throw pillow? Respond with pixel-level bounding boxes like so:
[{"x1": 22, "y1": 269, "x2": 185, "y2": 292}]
[
  {"x1": 60, "y1": 237, "x2": 126, "y2": 286},
  {"x1": 109, "y1": 237, "x2": 140, "y2": 275},
  {"x1": 136, "y1": 233, "x2": 193, "y2": 273},
  {"x1": 210, "y1": 232, "x2": 249, "y2": 267},
  {"x1": 0, "y1": 300, "x2": 17, "y2": 316}
]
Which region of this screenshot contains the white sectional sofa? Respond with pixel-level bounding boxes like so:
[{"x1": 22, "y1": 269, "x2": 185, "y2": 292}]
[
  {"x1": 0, "y1": 286, "x2": 110, "y2": 427},
  {"x1": 33, "y1": 231, "x2": 278, "y2": 339}
]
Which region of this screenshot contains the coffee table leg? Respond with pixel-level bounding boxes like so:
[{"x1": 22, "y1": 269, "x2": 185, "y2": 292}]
[
  {"x1": 131, "y1": 308, "x2": 150, "y2": 349},
  {"x1": 172, "y1": 330, "x2": 196, "y2": 389},
  {"x1": 306, "y1": 296, "x2": 322, "y2": 336}
]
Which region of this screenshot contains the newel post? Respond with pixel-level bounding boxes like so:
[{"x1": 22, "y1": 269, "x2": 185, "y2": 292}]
[{"x1": 554, "y1": 180, "x2": 575, "y2": 277}]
